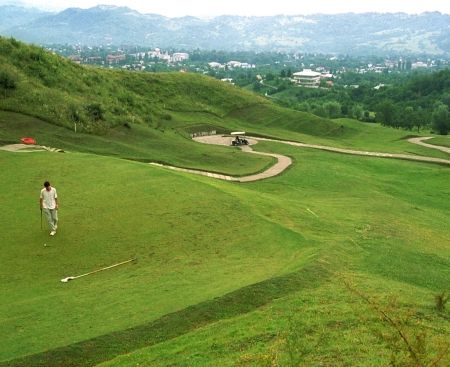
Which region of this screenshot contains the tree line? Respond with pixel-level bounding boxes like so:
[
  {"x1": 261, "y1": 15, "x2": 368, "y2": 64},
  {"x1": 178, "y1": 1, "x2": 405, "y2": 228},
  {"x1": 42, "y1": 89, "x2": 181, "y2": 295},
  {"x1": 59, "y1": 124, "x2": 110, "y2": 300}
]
[{"x1": 267, "y1": 69, "x2": 450, "y2": 135}]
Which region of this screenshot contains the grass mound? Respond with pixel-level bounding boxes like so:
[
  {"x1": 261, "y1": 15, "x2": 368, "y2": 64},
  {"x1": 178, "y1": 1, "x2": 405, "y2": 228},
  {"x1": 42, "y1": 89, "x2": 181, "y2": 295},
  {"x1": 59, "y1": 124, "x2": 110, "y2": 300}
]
[{"x1": 0, "y1": 37, "x2": 268, "y2": 130}]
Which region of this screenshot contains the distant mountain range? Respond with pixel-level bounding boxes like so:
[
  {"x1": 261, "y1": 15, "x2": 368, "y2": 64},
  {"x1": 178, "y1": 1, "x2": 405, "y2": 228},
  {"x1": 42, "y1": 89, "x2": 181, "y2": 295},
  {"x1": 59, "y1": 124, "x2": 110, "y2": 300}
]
[{"x1": 1, "y1": 5, "x2": 449, "y2": 55}]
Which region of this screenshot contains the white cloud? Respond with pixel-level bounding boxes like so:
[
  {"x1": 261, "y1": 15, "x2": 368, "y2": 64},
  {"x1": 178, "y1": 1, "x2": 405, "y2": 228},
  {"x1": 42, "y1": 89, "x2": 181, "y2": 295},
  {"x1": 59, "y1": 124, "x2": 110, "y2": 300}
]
[{"x1": 5, "y1": 0, "x2": 450, "y2": 17}]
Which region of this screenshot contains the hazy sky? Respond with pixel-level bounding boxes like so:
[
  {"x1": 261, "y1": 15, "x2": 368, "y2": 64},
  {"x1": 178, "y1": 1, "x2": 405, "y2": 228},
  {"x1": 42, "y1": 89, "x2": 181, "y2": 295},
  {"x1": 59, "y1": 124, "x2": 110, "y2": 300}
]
[{"x1": 6, "y1": 0, "x2": 450, "y2": 17}]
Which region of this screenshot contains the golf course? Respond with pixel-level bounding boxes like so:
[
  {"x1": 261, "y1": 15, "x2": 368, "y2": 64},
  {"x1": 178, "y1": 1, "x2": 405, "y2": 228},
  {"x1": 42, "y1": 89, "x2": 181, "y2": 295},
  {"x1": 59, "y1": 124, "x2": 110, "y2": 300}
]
[{"x1": 0, "y1": 37, "x2": 449, "y2": 366}]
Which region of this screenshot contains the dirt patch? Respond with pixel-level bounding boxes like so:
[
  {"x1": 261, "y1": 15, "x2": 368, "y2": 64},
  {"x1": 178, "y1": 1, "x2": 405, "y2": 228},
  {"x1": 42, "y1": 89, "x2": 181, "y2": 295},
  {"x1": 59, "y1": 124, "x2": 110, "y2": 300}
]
[
  {"x1": 0, "y1": 144, "x2": 46, "y2": 152},
  {"x1": 0, "y1": 144, "x2": 64, "y2": 153}
]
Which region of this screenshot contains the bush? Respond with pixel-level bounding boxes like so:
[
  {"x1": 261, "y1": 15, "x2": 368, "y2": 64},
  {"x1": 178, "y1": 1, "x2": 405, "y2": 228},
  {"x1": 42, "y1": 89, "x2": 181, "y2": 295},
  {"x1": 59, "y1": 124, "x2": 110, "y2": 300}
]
[
  {"x1": 85, "y1": 103, "x2": 104, "y2": 121},
  {"x1": 435, "y1": 292, "x2": 448, "y2": 312},
  {"x1": 0, "y1": 70, "x2": 17, "y2": 91}
]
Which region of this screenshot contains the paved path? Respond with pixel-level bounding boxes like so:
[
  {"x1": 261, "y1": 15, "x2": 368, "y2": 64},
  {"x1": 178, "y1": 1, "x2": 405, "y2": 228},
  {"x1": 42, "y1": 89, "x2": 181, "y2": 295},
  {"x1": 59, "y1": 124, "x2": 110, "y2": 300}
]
[
  {"x1": 408, "y1": 136, "x2": 450, "y2": 154},
  {"x1": 151, "y1": 135, "x2": 449, "y2": 183},
  {"x1": 150, "y1": 136, "x2": 292, "y2": 182},
  {"x1": 254, "y1": 137, "x2": 450, "y2": 166}
]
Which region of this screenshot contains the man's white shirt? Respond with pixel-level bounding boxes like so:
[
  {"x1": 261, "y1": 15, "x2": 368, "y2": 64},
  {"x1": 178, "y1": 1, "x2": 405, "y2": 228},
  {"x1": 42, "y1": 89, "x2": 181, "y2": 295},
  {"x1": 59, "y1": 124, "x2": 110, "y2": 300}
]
[{"x1": 40, "y1": 188, "x2": 57, "y2": 209}]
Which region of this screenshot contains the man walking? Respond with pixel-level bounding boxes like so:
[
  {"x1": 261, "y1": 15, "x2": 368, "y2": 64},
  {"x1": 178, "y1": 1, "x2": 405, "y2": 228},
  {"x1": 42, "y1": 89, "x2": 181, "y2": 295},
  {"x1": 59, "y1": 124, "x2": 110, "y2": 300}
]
[{"x1": 40, "y1": 181, "x2": 59, "y2": 236}]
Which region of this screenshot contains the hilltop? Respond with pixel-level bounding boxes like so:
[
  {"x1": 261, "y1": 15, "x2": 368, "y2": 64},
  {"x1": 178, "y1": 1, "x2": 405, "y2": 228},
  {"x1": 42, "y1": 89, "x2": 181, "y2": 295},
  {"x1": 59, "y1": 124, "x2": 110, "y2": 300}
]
[{"x1": 1, "y1": 5, "x2": 450, "y2": 55}]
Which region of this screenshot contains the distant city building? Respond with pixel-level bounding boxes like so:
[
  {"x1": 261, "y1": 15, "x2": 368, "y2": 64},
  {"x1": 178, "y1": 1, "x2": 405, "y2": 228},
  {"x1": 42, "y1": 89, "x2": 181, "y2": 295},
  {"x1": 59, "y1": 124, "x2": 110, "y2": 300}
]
[
  {"x1": 225, "y1": 61, "x2": 255, "y2": 69},
  {"x1": 227, "y1": 61, "x2": 242, "y2": 68},
  {"x1": 68, "y1": 55, "x2": 82, "y2": 64},
  {"x1": 292, "y1": 69, "x2": 321, "y2": 87},
  {"x1": 147, "y1": 48, "x2": 161, "y2": 58},
  {"x1": 106, "y1": 54, "x2": 126, "y2": 63},
  {"x1": 208, "y1": 62, "x2": 224, "y2": 68},
  {"x1": 172, "y1": 52, "x2": 189, "y2": 62},
  {"x1": 159, "y1": 52, "x2": 171, "y2": 62},
  {"x1": 411, "y1": 61, "x2": 428, "y2": 69}
]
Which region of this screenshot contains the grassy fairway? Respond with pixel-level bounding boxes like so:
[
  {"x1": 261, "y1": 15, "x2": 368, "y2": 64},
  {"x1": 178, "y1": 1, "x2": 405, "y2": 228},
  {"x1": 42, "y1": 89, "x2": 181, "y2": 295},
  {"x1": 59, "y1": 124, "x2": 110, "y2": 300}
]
[
  {"x1": 1, "y1": 140, "x2": 448, "y2": 366},
  {"x1": 0, "y1": 150, "x2": 312, "y2": 363}
]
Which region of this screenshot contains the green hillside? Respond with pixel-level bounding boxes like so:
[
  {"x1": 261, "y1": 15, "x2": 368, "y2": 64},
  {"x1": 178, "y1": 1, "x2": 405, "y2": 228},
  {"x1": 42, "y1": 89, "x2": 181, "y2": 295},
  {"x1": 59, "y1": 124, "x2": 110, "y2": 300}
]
[
  {"x1": 0, "y1": 37, "x2": 266, "y2": 128},
  {"x1": 1, "y1": 36, "x2": 448, "y2": 164},
  {"x1": 0, "y1": 37, "x2": 449, "y2": 367}
]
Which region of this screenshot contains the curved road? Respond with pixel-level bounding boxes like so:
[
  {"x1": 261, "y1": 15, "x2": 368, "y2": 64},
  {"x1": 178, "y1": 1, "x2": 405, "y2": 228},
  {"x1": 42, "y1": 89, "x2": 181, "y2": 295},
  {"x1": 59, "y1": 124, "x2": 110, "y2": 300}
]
[
  {"x1": 150, "y1": 136, "x2": 292, "y2": 182},
  {"x1": 255, "y1": 136, "x2": 450, "y2": 166},
  {"x1": 407, "y1": 136, "x2": 450, "y2": 154},
  {"x1": 150, "y1": 135, "x2": 450, "y2": 183}
]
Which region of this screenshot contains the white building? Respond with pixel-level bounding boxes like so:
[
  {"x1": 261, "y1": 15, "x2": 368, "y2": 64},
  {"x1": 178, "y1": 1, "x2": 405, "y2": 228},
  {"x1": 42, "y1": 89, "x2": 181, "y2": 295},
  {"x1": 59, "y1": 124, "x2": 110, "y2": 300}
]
[
  {"x1": 208, "y1": 62, "x2": 224, "y2": 68},
  {"x1": 172, "y1": 52, "x2": 189, "y2": 62},
  {"x1": 292, "y1": 69, "x2": 321, "y2": 87},
  {"x1": 227, "y1": 61, "x2": 242, "y2": 68},
  {"x1": 411, "y1": 61, "x2": 428, "y2": 70},
  {"x1": 147, "y1": 48, "x2": 161, "y2": 58},
  {"x1": 221, "y1": 78, "x2": 234, "y2": 84}
]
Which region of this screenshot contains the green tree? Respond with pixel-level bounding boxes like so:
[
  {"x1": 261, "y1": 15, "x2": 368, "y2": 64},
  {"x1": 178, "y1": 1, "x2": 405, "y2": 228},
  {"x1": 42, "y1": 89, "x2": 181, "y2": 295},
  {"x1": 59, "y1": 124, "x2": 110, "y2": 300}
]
[
  {"x1": 296, "y1": 102, "x2": 310, "y2": 112},
  {"x1": 351, "y1": 104, "x2": 364, "y2": 120},
  {"x1": 252, "y1": 81, "x2": 262, "y2": 92},
  {"x1": 266, "y1": 73, "x2": 275, "y2": 81},
  {"x1": 402, "y1": 106, "x2": 415, "y2": 130},
  {"x1": 376, "y1": 100, "x2": 397, "y2": 127},
  {"x1": 432, "y1": 103, "x2": 450, "y2": 135},
  {"x1": 312, "y1": 104, "x2": 327, "y2": 118},
  {"x1": 324, "y1": 101, "x2": 341, "y2": 118},
  {"x1": 0, "y1": 69, "x2": 17, "y2": 95},
  {"x1": 414, "y1": 107, "x2": 427, "y2": 133}
]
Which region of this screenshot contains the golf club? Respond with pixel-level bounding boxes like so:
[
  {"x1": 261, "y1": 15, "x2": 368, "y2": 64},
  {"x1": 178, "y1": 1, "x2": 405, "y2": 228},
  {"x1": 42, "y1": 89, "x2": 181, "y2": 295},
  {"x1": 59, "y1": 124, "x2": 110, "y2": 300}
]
[
  {"x1": 61, "y1": 258, "x2": 137, "y2": 283},
  {"x1": 40, "y1": 208, "x2": 43, "y2": 230}
]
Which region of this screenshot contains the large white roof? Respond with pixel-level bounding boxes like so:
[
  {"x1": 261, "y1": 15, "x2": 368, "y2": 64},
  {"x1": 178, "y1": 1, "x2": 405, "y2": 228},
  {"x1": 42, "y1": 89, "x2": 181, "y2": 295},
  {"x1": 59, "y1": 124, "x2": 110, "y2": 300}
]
[{"x1": 293, "y1": 69, "x2": 321, "y2": 77}]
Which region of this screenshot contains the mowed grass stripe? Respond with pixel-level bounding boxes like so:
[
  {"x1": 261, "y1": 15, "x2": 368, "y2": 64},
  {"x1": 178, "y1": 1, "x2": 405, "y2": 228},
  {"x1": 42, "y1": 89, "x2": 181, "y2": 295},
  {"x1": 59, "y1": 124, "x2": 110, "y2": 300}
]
[{"x1": 1, "y1": 262, "x2": 328, "y2": 367}]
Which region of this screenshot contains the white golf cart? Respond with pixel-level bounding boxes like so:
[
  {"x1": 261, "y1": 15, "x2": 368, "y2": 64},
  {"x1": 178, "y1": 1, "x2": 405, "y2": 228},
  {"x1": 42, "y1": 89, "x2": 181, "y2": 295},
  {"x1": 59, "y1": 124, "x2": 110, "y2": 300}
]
[{"x1": 230, "y1": 131, "x2": 249, "y2": 146}]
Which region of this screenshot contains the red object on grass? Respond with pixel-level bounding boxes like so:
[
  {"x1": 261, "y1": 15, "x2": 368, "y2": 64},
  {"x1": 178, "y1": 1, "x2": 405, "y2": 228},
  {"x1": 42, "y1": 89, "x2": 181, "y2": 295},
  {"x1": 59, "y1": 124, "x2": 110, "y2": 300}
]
[{"x1": 21, "y1": 137, "x2": 36, "y2": 145}]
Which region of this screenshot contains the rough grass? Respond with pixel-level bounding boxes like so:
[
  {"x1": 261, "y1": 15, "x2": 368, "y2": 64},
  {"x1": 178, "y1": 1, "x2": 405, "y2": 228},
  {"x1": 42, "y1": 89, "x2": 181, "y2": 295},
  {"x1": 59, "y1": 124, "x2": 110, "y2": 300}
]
[{"x1": 0, "y1": 150, "x2": 313, "y2": 363}]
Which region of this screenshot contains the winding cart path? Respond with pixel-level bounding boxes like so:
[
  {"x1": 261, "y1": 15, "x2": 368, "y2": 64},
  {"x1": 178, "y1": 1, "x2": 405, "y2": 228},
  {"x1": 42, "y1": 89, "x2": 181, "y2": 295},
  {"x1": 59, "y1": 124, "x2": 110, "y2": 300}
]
[
  {"x1": 150, "y1": 135, "x2": 450, "y2": 182},
  {"x1": 407, "y1": 136, "x2": 450, "y2": 154}
]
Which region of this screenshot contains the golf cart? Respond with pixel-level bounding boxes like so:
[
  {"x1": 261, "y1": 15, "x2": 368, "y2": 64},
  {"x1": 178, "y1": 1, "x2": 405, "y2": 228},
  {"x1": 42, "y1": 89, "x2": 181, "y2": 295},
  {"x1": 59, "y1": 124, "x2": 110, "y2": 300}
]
[{"x1": 230, "y1": 131, "x2": 249, "y2": 146}]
